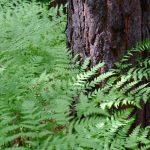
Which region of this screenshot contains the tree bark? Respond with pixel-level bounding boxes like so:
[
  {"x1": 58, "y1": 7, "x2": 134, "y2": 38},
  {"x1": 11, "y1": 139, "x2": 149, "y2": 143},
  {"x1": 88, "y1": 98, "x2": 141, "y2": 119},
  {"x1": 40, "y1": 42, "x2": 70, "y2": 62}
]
[
  {"x1": 49, "y1": 0, "x2": 67, "y2": 8},
  {"x1": 66, "y1": 0, "x2": 150, "y2": 126}
]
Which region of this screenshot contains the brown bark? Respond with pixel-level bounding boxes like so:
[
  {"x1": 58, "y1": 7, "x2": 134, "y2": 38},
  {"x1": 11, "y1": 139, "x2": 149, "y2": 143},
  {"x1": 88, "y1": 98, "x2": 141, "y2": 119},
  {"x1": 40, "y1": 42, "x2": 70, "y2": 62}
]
[
  {"x1": 66, "y1": 0, "x2": 150, "y2": 126},
  {"x1": 49, "y1": 0, "x2": 67, "y2": 8},
  {"x1": 49, "y1": 0, "x2": 67, "y2": 13}
]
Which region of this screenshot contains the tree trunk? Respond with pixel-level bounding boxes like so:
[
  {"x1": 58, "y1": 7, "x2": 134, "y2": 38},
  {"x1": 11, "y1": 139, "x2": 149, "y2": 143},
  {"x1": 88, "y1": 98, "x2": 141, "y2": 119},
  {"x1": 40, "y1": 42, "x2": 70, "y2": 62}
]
[
  {"x1": 66, "y1": 0, "x2": 150, "y2": 126},
  {"x1": 49, "y1": 0, "x2": 67, "y2": 8}
]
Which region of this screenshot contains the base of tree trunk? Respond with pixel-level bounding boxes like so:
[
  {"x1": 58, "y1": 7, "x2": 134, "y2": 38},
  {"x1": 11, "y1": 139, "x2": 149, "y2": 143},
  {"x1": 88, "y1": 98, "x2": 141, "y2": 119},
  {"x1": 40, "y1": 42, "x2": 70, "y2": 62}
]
[{"x1": 66, "y1": 0, "x2": 150, "y2": 126}]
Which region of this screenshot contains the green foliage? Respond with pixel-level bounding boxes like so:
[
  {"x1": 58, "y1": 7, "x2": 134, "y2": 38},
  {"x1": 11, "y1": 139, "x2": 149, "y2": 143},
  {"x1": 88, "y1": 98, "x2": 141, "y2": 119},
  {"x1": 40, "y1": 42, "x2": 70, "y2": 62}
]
[{"x1": 0, "y1": 0, "x2": 150, "y2": 149}]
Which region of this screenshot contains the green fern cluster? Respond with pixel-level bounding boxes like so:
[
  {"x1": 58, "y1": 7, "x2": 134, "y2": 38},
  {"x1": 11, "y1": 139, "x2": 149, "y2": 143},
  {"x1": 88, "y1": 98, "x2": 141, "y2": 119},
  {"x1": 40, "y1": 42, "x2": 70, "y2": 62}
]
[
  {"x1": 0, "y1": 0, "x2": 74, "y2": 149},
  {"x1": 70, "y1": 44, "x2": 150, "y2": 149},
  {"x1": 0, "y1": 0, "x2": 150, "y2": 150}
]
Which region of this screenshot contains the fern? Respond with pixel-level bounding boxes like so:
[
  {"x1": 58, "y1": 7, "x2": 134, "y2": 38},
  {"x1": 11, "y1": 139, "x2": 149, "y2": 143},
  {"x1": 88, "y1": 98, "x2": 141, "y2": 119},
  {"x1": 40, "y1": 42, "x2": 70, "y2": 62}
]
[{"x1": 0, "y1": 0, "x2": 150, "y2": 149}]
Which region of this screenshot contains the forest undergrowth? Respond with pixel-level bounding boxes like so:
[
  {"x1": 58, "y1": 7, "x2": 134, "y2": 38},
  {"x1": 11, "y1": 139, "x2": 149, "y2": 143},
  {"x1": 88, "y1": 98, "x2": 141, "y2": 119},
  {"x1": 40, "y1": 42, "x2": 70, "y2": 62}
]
[{"x1": 0, "y1": 0, "x2": 150, "y2": 150}]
